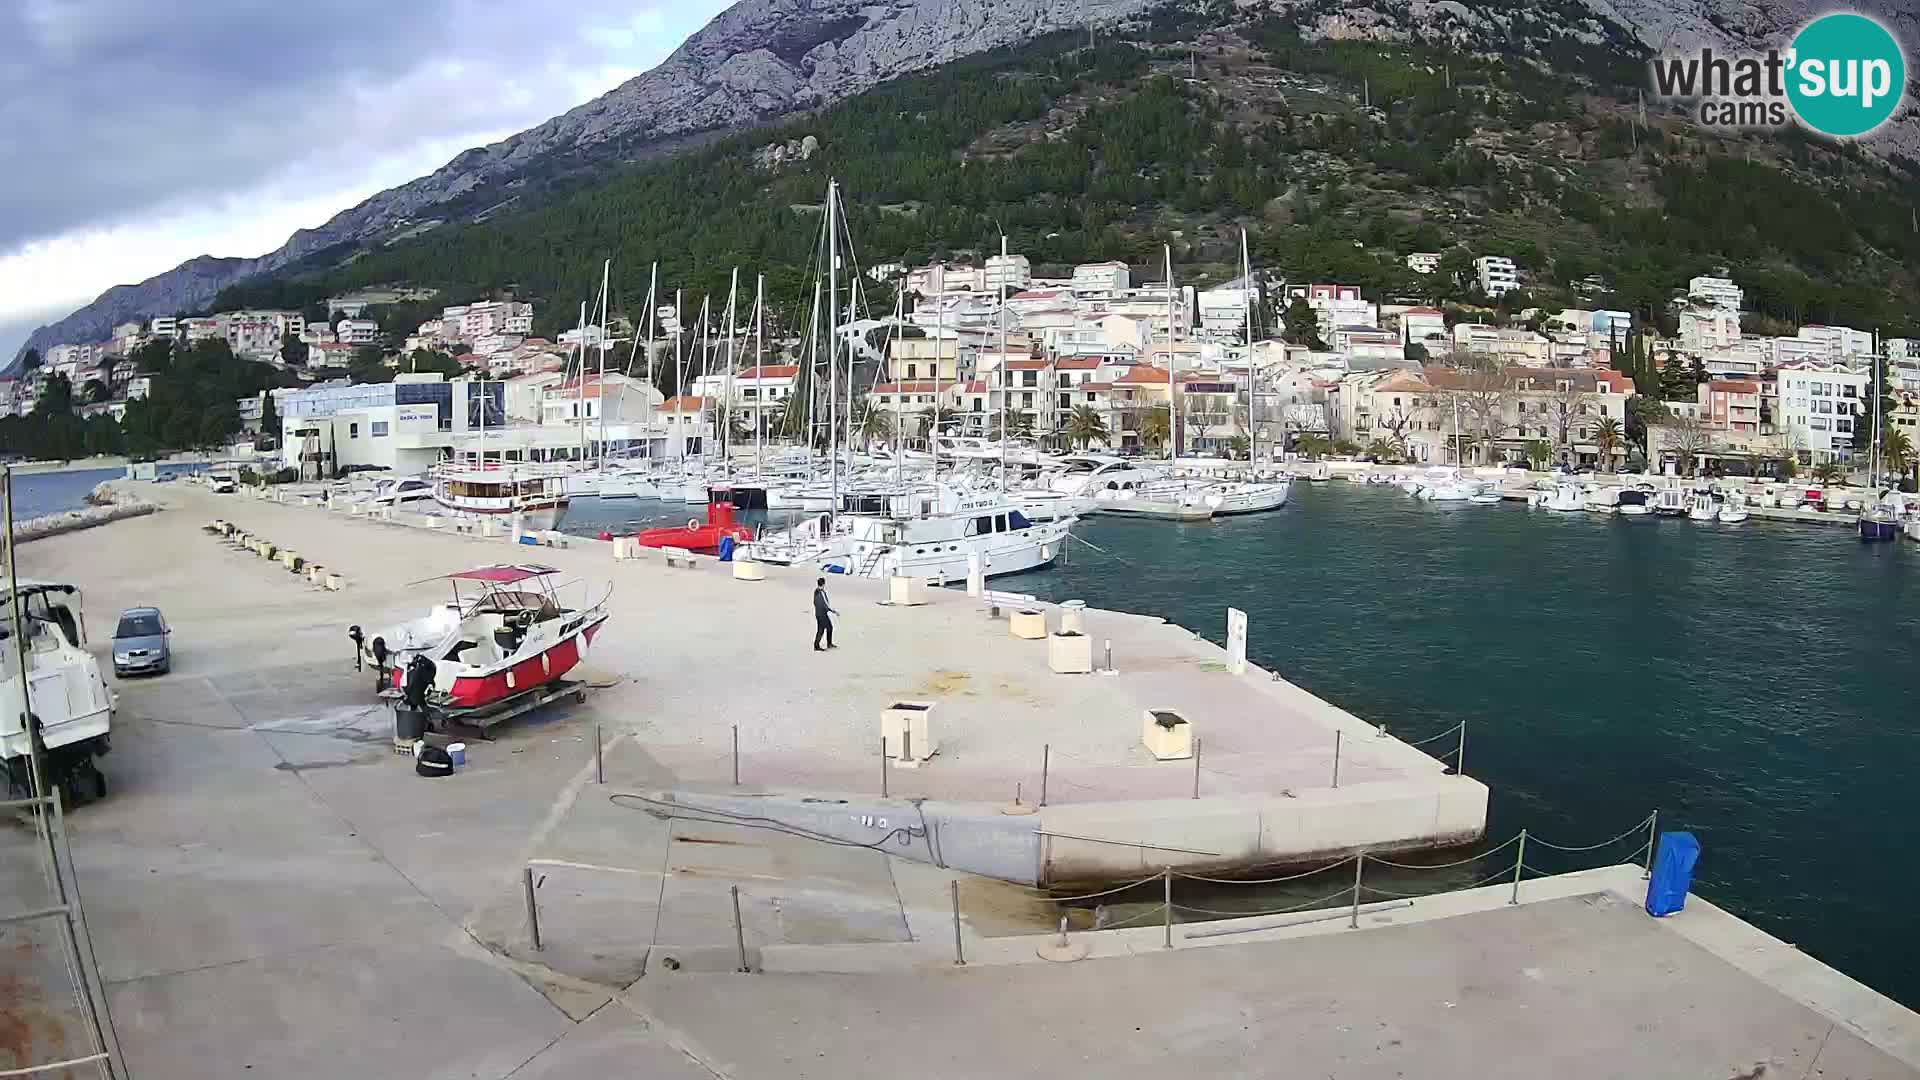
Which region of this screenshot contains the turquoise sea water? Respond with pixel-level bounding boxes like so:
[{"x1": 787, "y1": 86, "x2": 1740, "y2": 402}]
[{"x1": 562, "y1": 485, "x2": 1920, "y2": 1006}]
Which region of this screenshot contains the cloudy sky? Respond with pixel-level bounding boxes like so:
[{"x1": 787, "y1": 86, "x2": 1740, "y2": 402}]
[{"x1": 0, "y1": 0, "x2": 734, "y2": 358}]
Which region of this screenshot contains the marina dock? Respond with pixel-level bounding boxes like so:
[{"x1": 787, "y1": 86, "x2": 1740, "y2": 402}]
[{"x1": 6, "y1": 481, "x2": 1919, "y2": 1078}]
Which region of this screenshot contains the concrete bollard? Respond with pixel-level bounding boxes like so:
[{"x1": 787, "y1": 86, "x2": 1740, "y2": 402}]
[
  {"x1": 307, "y1": 565, "x2": 326, "y2": 584},
  {"x1": 325, "y1": 573, "x2": 344, "y2": 591},
  {"x1": 281, "y1": 551, "x2": 300, "y2": 571},
  {"x1": 731, "y1": 558, "x2": 766, "y2": 581}
]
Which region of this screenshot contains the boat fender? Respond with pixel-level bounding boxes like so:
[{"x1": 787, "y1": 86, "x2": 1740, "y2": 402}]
[{"x1": 688, "y1": 518, "x2": 701, "y2": 531}]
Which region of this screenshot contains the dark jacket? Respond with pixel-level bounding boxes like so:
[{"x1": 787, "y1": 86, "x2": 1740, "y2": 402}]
[{"x1": 813, "y1": 586, "x2": 832, "y2": 619}]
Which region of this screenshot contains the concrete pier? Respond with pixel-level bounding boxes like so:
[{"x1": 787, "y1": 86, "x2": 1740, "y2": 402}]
[{"x1": 4, "y1": 482, "x2": 1917, "y2": 1079}]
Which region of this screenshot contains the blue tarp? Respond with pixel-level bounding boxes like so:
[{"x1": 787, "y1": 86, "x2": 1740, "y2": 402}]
[{"x1": 1644, "y1": 831, "x2": 1700, "y2": 917}]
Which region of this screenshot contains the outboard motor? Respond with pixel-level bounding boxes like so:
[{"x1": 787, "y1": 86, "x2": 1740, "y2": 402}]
[{"x1": 403, "y1": 654, "x2": 436, "y2": 711}]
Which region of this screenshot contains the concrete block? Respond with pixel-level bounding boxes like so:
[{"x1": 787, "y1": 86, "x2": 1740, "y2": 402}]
[
  {"x1": 889, "y1": 575, "x2": 927, "y2": 606},
  {"x1": 481, "y1": 517, "x2": 500, "y2": 538},
  {"x1": 1009, "y1": 609, "x2": 1047, "y2": 640},
  {"x1": 325, "y1": 573, "x2": 344, "y2": 591},
  {"x1": 307, "y1": 565, "x2": 326, "y2": 584},
  {"x1": 1047, "y1": 631, "x2": 1093, "y2": 675},
  {"x1": 612, "y1": 537, "x2": 637, "y2": 561},
  {"x1": 281, "y1": 551, "x2": 300, "y2": 571},
  {"x1": 882, "y1": 700, "x2": 937, "y2": 763},
  {"x1": 1142, "y1": 709, "x2": 1194, "y2": 761},
  {"x1": 731, "y1": 558, "x2": 766, "y2": 581}
]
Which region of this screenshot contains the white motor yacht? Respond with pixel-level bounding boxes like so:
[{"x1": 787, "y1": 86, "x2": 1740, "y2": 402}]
[
  {"x1": 1687, "y1": 491, "x2": 1719, "y2": 522},
  {"x1": 1583, "y1": 486, "x2": 1622, "y2": 515},
  {"x1": 1652, "y1": 488, "x2": 1689, "y2": 516},
  {"x1": 1718, "y1": 492, "x2": 1750, "y2": 523}
]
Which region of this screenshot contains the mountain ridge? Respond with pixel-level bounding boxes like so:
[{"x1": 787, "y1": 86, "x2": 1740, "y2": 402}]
[{"x1": 15, "y1": 0, "x2": 1919, "y2": 363}]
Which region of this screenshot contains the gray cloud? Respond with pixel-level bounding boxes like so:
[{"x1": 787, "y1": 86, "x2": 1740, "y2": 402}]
[{"x1": 0, "y1": 0, "x2": 707, "y2": 256}]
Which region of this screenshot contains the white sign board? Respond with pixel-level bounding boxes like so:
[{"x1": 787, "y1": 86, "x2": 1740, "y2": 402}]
[{"x1": 1226, "y1": 607, "x2": 1248, "y2": 675}]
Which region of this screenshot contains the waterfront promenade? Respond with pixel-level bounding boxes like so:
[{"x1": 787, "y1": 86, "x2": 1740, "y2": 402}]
[{"x1": 4, "y1": 483, "x2": 1918, "y2": 1078}]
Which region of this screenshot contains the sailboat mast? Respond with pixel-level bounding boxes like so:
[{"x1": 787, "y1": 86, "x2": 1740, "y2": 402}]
[
  {"x1": 1165, "y1": 243, "x2": 1178, "y2": 464},
  {"x1": 1872, "y1": 329, "x2": 1883, "y2": 489},
  {"x1": 827, "y1": 178, "x2": 841, "y2": 522},
  {"x1": 641, "y1": 262, "x2": 657, "y2": 463},
  {"x1": 754, "y1": 273, "x2": 766, "y2": 475},
  {"x1": 1242, "y1": 229, "x2": 1255, "y2": 472},
  {"x1": 997, "y1": 233, "x2": 1010, "y2": 491},
  {"x1": 697, "y1": 294, "x2": 711, "y2": 464},
  {"x1": 673, "y1": 289, "x2": 685, "y2": 466},
  {"x1": 891, "y1": 284, "x2": 905, "y2": 486},
  {"x1": 723, "y1": 267, "x2": 739, "y2": 468},
  {"x1": 575, "y1": 300, "x2": 588, "y2": 466},
  {"x1": 933, "y1": 269, "x2": 945, "y2": 477},
  {"x1": 596, "y1": 258, "x2": 610, "y2": 471}
]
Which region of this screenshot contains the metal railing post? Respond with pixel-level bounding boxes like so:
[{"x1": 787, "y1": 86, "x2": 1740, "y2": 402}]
[
  {"x1": 732, "y1": 885, "x2": 751, "y2": 973},
  {"x1": 1510, "y1": 829, "x2": 1527, "y2": 905},
  {"x1": 732, "y1": 724, "x2": 740, "y2": 786},
  {"x1": 524, "y1": 866, "x2": 542, "y2": 951},
  {"x1": 1192, "y1": 736, "x2": 1202, "y2": 799},
  {"x1": 1162, "y1": 866, "x2": 1173, "y2": 948},
  {"x1": 1349, "y1": 851, "x2": 1364, "y2": 928},
  {"x1": 951, "y1": 880, "x2": 965, "y2": 966},
  {"x1": 1040, "y1": 744, "x2": 1050, "y2": 807},
  {"x1": 1456, "y1": 721, "x2": 1467, "y2": 776},
  {"x1": 1332, "y1": 730, "x2": 1342, "y2": 789},
  {"x1": 595, "y1": 723, "x2": 604, "y2": 784},
  {"x1": 1644, "y1": 810, "x2": 1659, "y2": 879},
  {"x1": 52, "y1": 794, "x2": 120, "y2": 1079},
  {"x1": 881, "y1": 737, "x2": 889, "y2": 798}
]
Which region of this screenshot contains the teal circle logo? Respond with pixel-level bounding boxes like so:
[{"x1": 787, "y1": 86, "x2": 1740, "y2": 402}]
[{"x1": 1787, "y1": 14, "x2": 1906, "y2": 138}]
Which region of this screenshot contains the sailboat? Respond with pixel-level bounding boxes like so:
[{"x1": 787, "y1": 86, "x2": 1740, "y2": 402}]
[{"x1": 1859, "y1": 336, "x2": 1897, "y2": 542}]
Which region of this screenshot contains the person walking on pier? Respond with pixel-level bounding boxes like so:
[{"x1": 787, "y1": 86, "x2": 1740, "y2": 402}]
[{"x1": 812, "y1": 577, "x2": 838, "y2": 651}]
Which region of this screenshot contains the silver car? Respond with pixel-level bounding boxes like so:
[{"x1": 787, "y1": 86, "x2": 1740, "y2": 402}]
[{"x1": 113, "y1": 607, "x2": 171, "y2": 677}]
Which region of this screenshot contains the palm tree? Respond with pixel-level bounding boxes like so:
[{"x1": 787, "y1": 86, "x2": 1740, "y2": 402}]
[
  {"x1": 1882, "y1": 428, "x2": 1913, "y2": 481},
  {"x1": 1525, "y1": 440, "x2": 1552, "y2": 471},
  {"x1": 916, "y1": 406, "x2": 939, "y2": 443},
  {"x1": 1063, "y1": 404, "x2": 1109, "y2": 449},
  {"x1": 1294, "y1": 433, "x2": 1331, "y2": 458},
  {"x1": 1365, "y1": 437, "x2": 1397, "y2": 463},
  {"x1": 853, "y1": 400, "x2": 892, "y2": 445},
  {"x1": 1593, "y1": 417, "x2": 1622, "y2": 465},
  {"x1": 1811, "y1": 461, "x2": 1844, "y2": 486},
  {"x1": 1139, "y1": 405, "x2": 1171, "y2": 451}
]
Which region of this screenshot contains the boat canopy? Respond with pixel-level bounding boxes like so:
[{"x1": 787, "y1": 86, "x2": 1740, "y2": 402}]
[{"x1": 443, "y1": 564, "x2": 560, "y2": 584}]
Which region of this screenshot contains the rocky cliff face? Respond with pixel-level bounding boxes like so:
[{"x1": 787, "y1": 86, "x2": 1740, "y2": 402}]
[{"x1": 19, "y1": 0, "x2": 1917, "y2": 361}]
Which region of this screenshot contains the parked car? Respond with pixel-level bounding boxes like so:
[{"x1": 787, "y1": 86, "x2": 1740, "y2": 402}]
[
  {"x1": 207, "y1": 472, "x2": 238, "y2": 493},
  {"x1": 112, "y1": 607, "x2": 171, "y2": 677}
]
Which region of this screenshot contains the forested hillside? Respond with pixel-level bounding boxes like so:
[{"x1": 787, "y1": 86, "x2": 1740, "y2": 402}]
[{"x1": 216, "y1": 6, "x2": 1920, "y2": 341}]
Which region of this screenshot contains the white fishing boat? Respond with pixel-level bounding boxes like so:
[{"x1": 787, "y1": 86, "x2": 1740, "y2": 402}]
[
  {"x1": 1583, "y1": 486, "x2": 1621, "y2": 515},
  {"x1": 1652, "y1": 488, "x2": 1689, "y2": 517},
  {"x1": 1094, "y1": 482, "x2": 1216, "y2": 521},
  {"x1": 1467, "y1": 489, "x2": 1504, "y2": 505},
  {"x1": 1717, "y1": 492, "x2": 1750, "y2": 524},
  {"x1": 431, "y1": 466, "x2": 571, "y2": 531},
  {"x1": 1617, "y1": 489, "x2": 1653, "y2": 517},
  {"x1": 1540, "y1": 483, "x2": 1586, "y2": 512},
  {"x1": 0, "y1": 581, "x2": 114, "y2": 801},
  {"x1": 1686, "y1": 491, "x2": 1719, "y2": 522},
  {"x1": 360, "y1": 564, "x2": 609, "y2": 711}
]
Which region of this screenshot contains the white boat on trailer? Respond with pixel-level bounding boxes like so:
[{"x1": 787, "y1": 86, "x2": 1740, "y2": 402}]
[{"x1": 0, "y1": 580, "x2": 114, "y2": 802}]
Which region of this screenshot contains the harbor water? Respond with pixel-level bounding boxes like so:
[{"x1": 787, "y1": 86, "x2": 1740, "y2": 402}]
[{"x1": 562, "y1": 484, "x2": 1920, "y2": 1006}]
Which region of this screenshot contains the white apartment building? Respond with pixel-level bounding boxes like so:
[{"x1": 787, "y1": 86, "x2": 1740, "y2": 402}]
[
  {"x1": 1687, "y1": 275, "x2": 1743, "y2": 312},
  {"x1": 1287, "y1": 284, "x2": 1376, "y2": 342},
  {"x1": 306, "y1": 342, "x2": 356, "y2": 369},
  {"x1": 1071, "y1": 261, "x2": 1130, "y2": 294},
  {"x1": 182, "y1": 318, "x2": 221, "y2": 342},
  {"x1": 1399, "y1": 308, "x2": 1447, "y2": 350},
  {"x1": 1775, "y1": 362, "x2": 1867, "y2": 463},
  {"x1": 1679, "y1": 307, "x2": 1742, "y2": 352},
  {"x1": 904, "y1": 264, "x2": 986, "y2": 297},
  {"x1": 225, "y1": 313, "x2": 281, "y2": 358},
  {"x1": 1405, "y1": 253, "x2": 1442, "y2": 275},
  {"x1": 149, "y1": 316, "x2": 178, "y2": 339},
  {"x1": 538, "y1": 373, "x2": 663, "y2": 427},
  {"x1": 1474, "y1": 256, "x2": 1520, "y2": 297},
  {"x1": 888, "y1": 335, "x2": 965, "y2": 382},
  {"x1": 690, "y1": 363, "x2": 799, "y2": 432},
  {"x1": 982, "y1": 254, "x2": 1032, "y2": 293},
  {"x1": 1699, "y1": 342, "x2": 1770, "y2": 379},
  {"x1": 458, "y1": 301, "x2": 535, "y2": 339},
  {"x1": 1196, "y1": 277, "x2": 1259, "y2": 337},
  {"x1": 336, "y1": 318, "x2": 379, "y2": 345},
  {"x1": 1885, "y1": 338, "x2": 1920, "y2": 363},
  {"x1": 1797, "y1": 324, "x2": 1874, "y2": 359}
]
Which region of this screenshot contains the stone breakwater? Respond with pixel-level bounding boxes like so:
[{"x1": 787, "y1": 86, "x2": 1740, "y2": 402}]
[{"x1": 16, "y1": 481, "x2": 159, "y2": 543}]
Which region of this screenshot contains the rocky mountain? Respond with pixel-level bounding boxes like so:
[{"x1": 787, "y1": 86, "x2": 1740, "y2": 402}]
[{"x1": 17, "y1": 0, "x2": 1920, "y2": 362}]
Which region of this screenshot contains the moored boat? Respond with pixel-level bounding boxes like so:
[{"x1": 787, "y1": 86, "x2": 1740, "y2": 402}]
[{"x1": 432, "y1": 467, "x2": 570, "y2": 531}]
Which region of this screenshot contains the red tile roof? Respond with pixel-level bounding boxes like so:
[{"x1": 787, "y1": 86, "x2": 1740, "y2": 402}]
[
  {"x1": 735, "y1": 364, "x2": 799, "y2": 379},
  {"x1": 1707, "y1": 379, "x2": 1760, "y2": 394},
  {"x1": 1053, "y1": 358, "x2": 1103, "y2": 370},
  {"x1": 871, "y1": 381, "x2": 950, "y2": 394},
  {"x1": 661, "y1": 395, "x2": 709, "y2": 412},
  {"x1": 1112, "y1": 365, "x2": 1171, "y2": 385}
]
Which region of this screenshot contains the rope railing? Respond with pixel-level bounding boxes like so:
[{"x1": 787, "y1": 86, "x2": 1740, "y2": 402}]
[
  {"x1": 1360, "y1": 861, "x2": 1520, "y2": 899},
  {"x1": 1364, "y1": 832, "x2": 1522, "y2": 871},
  {"x1": 1525, "y1": 812, "x2": 1658, "y2": 853},
  {"x1": 1174, "y1": 855, "x2": 1356, "y2": 886},
  {"x1": 1399, "y1": 721, "x2": 1466, "y2": 749},
  {"x1": 1170, "y1": 882, "x2": 1357, "y2": 919}
]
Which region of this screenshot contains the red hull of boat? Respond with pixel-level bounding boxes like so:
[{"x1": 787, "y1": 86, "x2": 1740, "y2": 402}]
[
  {"x1": 635, "y1": 497, "x2": 753, "y2": 554},
  {"x1": 389, "y1": 618, "x2": 605, "y2": 710}
]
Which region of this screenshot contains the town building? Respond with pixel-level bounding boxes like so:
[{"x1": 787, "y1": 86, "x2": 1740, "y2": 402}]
[
  {"x1": 1071, "y1": 261, "x2": 1130, "y2": 295},
  {"x1": 1404, "y1": 253, "x2": 1442, "y2": 275},
  {"x1": 1679, "y1": 307, "x2": 1742, "y2": 352},
  {"x1": 888, "y1": 335, "x2": 966, "y2": 383},
  {"x1": 1796, "y1": 324, "x2": 1874, "y2": 360},
  {"x1": 1399, "y1": 308, "x2": 1447, "y2": 351},
  {"x1": 981, "y1": 253, "x2": 1032, "y2": 293},
  {"x1": 335, "y1": 319, "x2": 379, "y2": 346},
  {"x1": 1687, "y1": 275, "x2": 1743, "y2": 312},
  {"x1": 538, "y1": 373, "x2": 664, "y2": 428},
  {"x1": 1775, "y1": 362, "x2": 1867, "y2": 463},
  {"x1": 1287, "y1": 284, "x2": 1376, "y2": 343},
  {"x1": 306, "y1": 342, "x2": 357, "y2": 369},
  {"x1": 149, "y1": 316, "x2": 178, "y2": 339},
  {"x1": 1474, "y1": 256, "x2": 1520, "y2": 297}
]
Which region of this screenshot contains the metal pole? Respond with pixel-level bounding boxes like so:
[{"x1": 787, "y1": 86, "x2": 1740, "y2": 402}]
[
  {"x1": 1332, "y1": 730, "x2": 1342, "y2": 789},
  {"x1": 731, "y1": 885, "x2": 751, "y2": 973},
  {"x1": 1510, "y1": 830, "x2": 1527, "y2": 905},
  {"x1": 52, "y1": 794, "x2": 119, "y2": 1080},
  {"x1": 951, "y1": 880, "x2": 965, "y2": 966},
  {"x1": 1643, "y1": 811, "x2": 1659, "y2": 879},
  {"x1": 1162, "y1": 867, "x2": 1173, "y2": 949},
  {"x1": 1192, "y1": 736, "x2": 1202, "y2": 799},
  {"x1": 523, "y1": 866, "x2": 542, "y2": 951},
  {"x1": 1104, "y1": 640, "x2": 1112, "y2": 671},
  {"x1": 1349, "y1": 851, "x2": 1364, "y2": 928},
  {"x1": 1040, "y1": 744, "x2": 1050, "y2": 807},
  {"x1": 732, "y1": 724, "x2": 740, "y2": 786},
  {"x1": 881, "y1": 737, "x2": 889, "y2": 798},
  {"x1": 594, "y1": 723, "x2": 603, "y2": 784},
  {"x1": 1456, "y1": 721, "x2": 1467, "y2": 776}
]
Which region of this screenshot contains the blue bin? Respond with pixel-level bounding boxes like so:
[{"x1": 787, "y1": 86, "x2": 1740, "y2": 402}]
[
  {"x1": 1644, "y1": 831, "x2": 1700, "y2": 917},
  {"x1": 717, "y1": 536, "x2": 735, "y2": 562}
]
